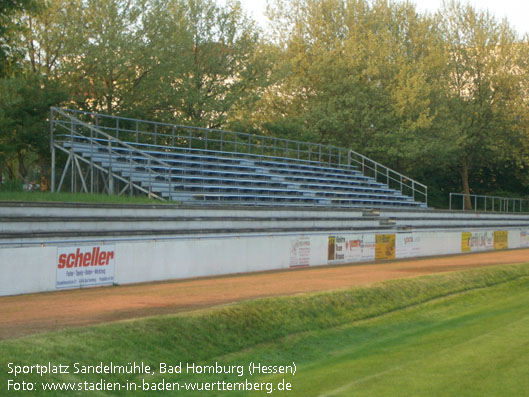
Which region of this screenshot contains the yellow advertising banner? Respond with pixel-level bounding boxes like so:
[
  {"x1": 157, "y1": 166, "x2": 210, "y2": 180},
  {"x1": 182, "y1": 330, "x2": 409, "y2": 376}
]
[
  {"x1": 461, "y1": 232, "x2": 472, "y2": 252},
  {"x1": 375, "y1": 234, "x2": 395, "y2": 260},
  {"x1": 493, "y1": 231, "x2": 508, "y2": 250},
  {"x1": 328, "y1": 236, "x2": 336, "y2": 261}
]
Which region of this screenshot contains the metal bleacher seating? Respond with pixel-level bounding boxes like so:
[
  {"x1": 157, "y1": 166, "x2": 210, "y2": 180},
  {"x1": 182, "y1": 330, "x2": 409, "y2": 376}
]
[{"x1": 50, "y1": 108, "x2": 428, "y2": 209}]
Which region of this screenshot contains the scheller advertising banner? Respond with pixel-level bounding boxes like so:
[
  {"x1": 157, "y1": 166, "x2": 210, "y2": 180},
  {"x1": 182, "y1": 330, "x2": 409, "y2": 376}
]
[{"x1": 56, "y1": 245, "x2": 115, "y2": 289}]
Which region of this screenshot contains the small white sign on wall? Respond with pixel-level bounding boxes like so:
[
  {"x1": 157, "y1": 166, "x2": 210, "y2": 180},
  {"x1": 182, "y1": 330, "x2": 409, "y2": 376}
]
[
  {"x1": 289, "y1": 235, "x2": 312, "y2": 267},
  {"x1": 396, "y1": 233, "x2": 423, "y2": 258},
  {"x1": 56, "y1": 245, "x2": 115, "y2": 289},
  {"x1": 520, "y1": 231, "x2": 529, "y2": 248}
]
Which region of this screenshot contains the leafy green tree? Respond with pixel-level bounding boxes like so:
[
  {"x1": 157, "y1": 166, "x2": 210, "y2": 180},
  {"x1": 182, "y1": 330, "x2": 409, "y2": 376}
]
[
  {"x1": 259, "y1": 0, "x2": 444, "y2": 166},
  {"x1": 0, "y1": 73, "x2": 67, "y2": 182},
  {"x1": 55, "y1": 0, "x2": 158, "y2": 114},
  {"x1": 1, "y1": 0, "x2": 268, "y2": 183},
  {"x1": 510, "y1": 37, "x2": 529, "y2": 190},
  {"x1": 0, "y1": 0, "x2": 40, "y2": 76},
  {"x1": 14, "y1": 0, "x2": 74, "y2": 77},
  {"x1": 255, "y1": 0, "x2": 529, "y2": 208},
  {"x1": 19, "y1": 0, "x2": 267, "y2": 128},
  {"x1": 436, "y1": 0, "x2": 525, "y2": 209},
  {"x1": 140, "y1": 0, "x2": 268, "y2": 128}
]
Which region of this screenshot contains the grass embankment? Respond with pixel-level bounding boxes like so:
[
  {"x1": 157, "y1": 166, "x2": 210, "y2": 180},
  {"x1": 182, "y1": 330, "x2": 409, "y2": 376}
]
[
  {"x1": 2, "y1": 263, "x2": 529, "y2": 396},
  {"x1": 0, "y1": 191, "x2": 164, "y2": 205}
]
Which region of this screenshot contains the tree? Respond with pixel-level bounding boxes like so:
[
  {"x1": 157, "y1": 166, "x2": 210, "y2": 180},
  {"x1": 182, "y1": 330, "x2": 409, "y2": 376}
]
[
  {"x1": 1, "y1": 1, "x2": 58, "y2": 184},
  {"x1": 14, "y1": 0, "x2": 74, "y2": 78},
  {"x1": 0, "y1": 73, "x2": 67, "y2": 182},
  {"x1": 436, "y1": 0, "x2": 525, "y2": 209},
  {"x1": 0, "y1": 0, "x2": 40, "y2": 76},
  {"x1": 19, "y1": 0, "x2": 267, "y2": 128},
  {"x1": 53, "y1": 0, "x2": 159, "y2": 114},
  {"x1": 257, "y1": 0, "x2": 444, "y2": 168},
  {"x1": 137, "y1": 0, "x2": 268, "y2": 127},
  {"x1": 510, "y1": 37, "x2": 529, "y2": 190}
]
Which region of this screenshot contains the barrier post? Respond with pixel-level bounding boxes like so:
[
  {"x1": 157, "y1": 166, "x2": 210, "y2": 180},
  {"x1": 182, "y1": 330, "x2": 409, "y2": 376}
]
[{"x1": 50, "y1": 109, "x2": 55, "y2": 193}]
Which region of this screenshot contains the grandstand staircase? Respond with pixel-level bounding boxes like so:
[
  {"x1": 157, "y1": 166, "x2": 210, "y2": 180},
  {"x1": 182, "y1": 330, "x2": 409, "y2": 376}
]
[{"x1": 50, "y1": 108, "x2": 428, "y2": 209}]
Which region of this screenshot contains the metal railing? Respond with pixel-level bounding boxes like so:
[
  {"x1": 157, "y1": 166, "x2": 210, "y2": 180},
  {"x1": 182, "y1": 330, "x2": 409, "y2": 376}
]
[
  {"x1": 50, "y1": 108, "x2": 182, "y2": 200},
  {"x1": 50, "y1": 107, "x2": 427, "y2": 204},
  {"x1": 449, "y1": 193, "x2": 529, "y2": 212}
]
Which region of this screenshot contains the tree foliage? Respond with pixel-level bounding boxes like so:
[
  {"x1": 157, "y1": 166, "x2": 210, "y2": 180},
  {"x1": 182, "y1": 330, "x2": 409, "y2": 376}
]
[
  {"x1": 0, "y1": 73, "x2": 67, "y2": 180},
  {"x1": 138, "y1": 0, "x2": 269, "y2": 127},
  {"x1": 0, "y1": 0, "x2": 40, "y2": 76},
  {"x1": 1, "y1": 0, "x2": 529, "y2": 206},
  {"x1": 253, "y1": 0, "x2": 529, "y2": 206},
  {"x1": 256, "y1": 0, "x2": 445, "y2": 166},
  {"x1": 436, "y1": 0, "x2": 526, "y2": 207}
]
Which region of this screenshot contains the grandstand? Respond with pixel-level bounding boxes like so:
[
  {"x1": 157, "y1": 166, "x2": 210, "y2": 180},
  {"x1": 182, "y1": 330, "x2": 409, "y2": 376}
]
[
  {"x1": 3, "y1": 108, "x2": 529, "y2": 297},
  {"x1": 49, "y1": 108, "x2": 427, "y2": 209}
]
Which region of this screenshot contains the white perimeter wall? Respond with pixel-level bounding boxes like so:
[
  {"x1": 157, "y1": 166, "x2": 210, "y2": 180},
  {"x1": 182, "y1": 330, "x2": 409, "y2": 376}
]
[{"x1": 1, "y1": 228, "x2": 529, "y2": 296}]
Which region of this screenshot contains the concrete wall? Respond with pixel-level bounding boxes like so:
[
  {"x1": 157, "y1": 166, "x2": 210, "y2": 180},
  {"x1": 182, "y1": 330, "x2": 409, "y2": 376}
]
[
  {"x1": 0, "y1": 246, "x2": 57, "y2": 296},
  {"x1": 1, "y1": 227, "x2": 529, "y2": 296}
]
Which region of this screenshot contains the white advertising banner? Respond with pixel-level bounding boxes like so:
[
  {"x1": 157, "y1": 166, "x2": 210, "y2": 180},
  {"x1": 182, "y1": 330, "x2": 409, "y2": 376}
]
[
  {"x1": 328, "y1": 234, "x2": 376, "y2": 264},
  {"x1": 461, "y1": 231, "x2": 494, "y2": 253},
  {"x1": 520, "y1": 231, "x2": 529, "y2": 248},
  {"x1": 56, "y1": 245, "x2": 115, "y2": 289},
  {"x1": 289, "y1": 236, "x2": 312, "y2": 267},
  {"x1": 396, "y1": 233, "x2": 423, "y2": 258}
]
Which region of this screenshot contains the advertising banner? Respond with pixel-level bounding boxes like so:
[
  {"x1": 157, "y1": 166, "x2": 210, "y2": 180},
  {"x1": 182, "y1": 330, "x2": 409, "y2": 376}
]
[
  {"x1": 375, "y1": 234, "x2": 396, "y2": 260},
  {"x1": 328, "y1": 236, "x2": 336, "y2": 261},
  {"x1": 290, "y1": 236, "x2": 312, "y2": 267},
  {"x1": 395, "y1": 233, "x2": 422, "y2": 258},
  {"x1": 461, "y1": 231, "x2": 493, "y2": 253},
  {"x1": 493, "y1": 231, "x2": 508, "y2": 250},
  {"x1": 327, "y1": 234, "x2": 375, "y2": 264},
  {"x1": 520, "y1": 231, "x2": 529, "y2": 248},
  {"x1": 56, "y1": 245, "x2": 115, "y2": 289}
]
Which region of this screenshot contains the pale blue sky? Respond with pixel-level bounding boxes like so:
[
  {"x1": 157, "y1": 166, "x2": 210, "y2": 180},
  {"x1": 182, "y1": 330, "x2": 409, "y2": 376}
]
[{"x1": 235, "y1": 0, "x2": 529, "y2": 37}]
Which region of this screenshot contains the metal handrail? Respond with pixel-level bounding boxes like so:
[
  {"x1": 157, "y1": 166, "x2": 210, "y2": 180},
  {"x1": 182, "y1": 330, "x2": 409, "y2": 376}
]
[
  {"x1": 51, "y1": 108, "x2": 183, "y2": 199},
  {"x1": 51, "y1": 107, "x2": 427, "y2": 204},
  {"x1": 449, "y1": 193, "x2": 529, "y2": 212},
  {"x1": 52, "y1": 109, "x2": 175, "y2": 171}
]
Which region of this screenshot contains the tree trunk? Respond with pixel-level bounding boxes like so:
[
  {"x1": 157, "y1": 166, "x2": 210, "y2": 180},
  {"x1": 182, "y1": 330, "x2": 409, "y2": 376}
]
[
  {"x1": 17, "y1": 152, "x2": 27, "y2": 180},
  {"x1": 39, "y1": 156, "x2": 49, "y2": 192},
  {"x1": 460, "y1": 161, "x2": 472, "y2": 210},
  {"x1": 6, "y1": 164, "x2": 15, "y2": 180}
]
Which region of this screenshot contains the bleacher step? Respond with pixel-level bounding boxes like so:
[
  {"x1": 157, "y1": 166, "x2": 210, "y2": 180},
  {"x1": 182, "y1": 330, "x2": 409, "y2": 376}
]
[
  {"x1": 379, "y1": 218, "x2": 397, "y2": 226},
  {"x1": 59, "y1": 139, "x2": 426, "y2": 210}
]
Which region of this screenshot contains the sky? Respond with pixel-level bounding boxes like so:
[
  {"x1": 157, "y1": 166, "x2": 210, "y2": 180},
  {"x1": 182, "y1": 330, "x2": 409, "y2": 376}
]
[{"x1": 237, "y1": 0, "x2": 529, "y2": 37}]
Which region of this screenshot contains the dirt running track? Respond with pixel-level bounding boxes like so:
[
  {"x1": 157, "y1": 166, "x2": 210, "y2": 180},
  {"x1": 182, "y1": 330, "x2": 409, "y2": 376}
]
[{"x1": 1, "y1": 249, "x2": 529, "y2": 340}]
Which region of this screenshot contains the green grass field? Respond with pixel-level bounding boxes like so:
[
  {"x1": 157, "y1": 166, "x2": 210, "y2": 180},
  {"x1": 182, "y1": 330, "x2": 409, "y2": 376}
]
[
  {"x1": 0, "y1": 191, "x2": 166, "y2": 205},
  {"x1": 1, "y1": 263, "x2": 529, "y2": 396}
]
